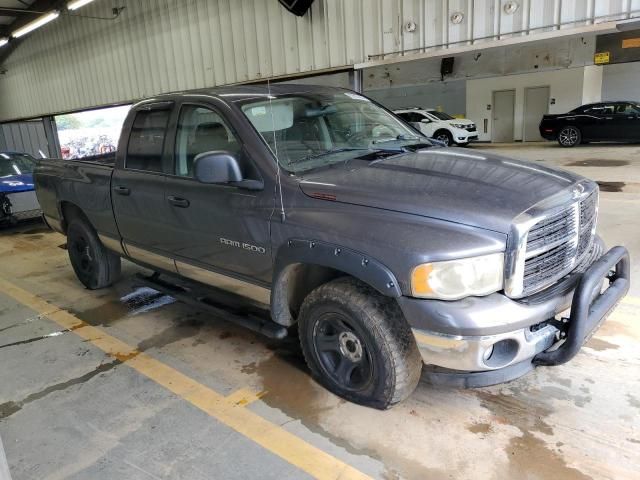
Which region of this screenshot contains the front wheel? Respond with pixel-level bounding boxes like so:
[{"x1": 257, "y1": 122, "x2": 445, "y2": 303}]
[
  {"x1": 67, "y1": 218, "x2": 121, "y2": 289},
  {"x1": 558, "y1": 126, "x2": 581, "y2": 147},
  {"x1": 433, "y1": 130, "x2": 453, "y2": 146},
  {"x1": 298, "y1": 277, "x2": 422, "y2": 409}
]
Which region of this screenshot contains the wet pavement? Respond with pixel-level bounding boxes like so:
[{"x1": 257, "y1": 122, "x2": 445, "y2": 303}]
[{"x1": 1, "y1": 143, "x2": 639, "y2": 479}]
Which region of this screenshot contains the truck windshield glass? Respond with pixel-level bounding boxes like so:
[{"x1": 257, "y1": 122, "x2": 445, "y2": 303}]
[
  {"x1": 0, "y1": 153, "x2": 37, "y2": 177},
  {"x1": 239, "y1": 92, "x2": 424, "y2": 172}
]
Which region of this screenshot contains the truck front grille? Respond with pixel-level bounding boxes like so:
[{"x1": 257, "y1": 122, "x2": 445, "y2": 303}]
[{"x1": 521, "y1": 190, "x2": 597, "y2": 296}]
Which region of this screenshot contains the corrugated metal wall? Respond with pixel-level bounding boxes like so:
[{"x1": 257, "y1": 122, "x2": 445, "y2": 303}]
[
  {"x1": 0, "y1": 120, "x2": 50, "y2": 157},
  {"x1": 0, "y1": 0, "x2": 637, "y2": 121}
]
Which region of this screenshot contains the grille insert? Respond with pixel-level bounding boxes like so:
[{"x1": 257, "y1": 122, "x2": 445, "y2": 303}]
[{"x1": 520, "y1": 190, "x2": 597, "y2": 296}]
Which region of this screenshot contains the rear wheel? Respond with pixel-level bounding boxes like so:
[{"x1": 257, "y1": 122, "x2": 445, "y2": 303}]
[
  {"x1": 67, "y1": 218, "x2": 121, "y2": 289},
  {"x1": 298, "y1": 277, "x2": 422, "y2": 409},
  {"x1": 558, "y1": 126, "x2": 581, "y2": 147}
]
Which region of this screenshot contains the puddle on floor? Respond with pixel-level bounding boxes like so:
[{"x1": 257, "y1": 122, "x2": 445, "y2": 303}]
[
  {"x1": 68, "y1": 287, "x2": 175, "y2": 327},
  {"x1": 242, "y1": 342, "x2": 447, "y2": 480},
  {"x1": 474, "y1": 389, "x2": 592, "y2": 480},
  {"x1": 585, "y1": 337, "x2": 619, "y2": 351},
  {"x1": 565, "y1": 159, "x2": 629, "y2": 167},
  {"x1": 597, "y1": 181, "x2": 625, "y2": 192}
]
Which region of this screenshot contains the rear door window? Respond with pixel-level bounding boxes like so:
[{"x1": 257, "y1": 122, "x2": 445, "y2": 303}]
[
  {"x1": 126, "y1": 109, "x2": 170, "y2": 172},
  {"x1": 584, "y1": 104, "x2": 616, "y2": 115}
]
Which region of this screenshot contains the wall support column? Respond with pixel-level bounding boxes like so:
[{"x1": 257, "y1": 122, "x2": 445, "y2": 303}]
[{"x1": 42, "y1": 116, "x2": 61, "y2": 158}]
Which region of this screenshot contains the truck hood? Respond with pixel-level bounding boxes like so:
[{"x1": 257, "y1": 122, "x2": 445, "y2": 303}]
[
  {"x1": 299, "y1": 147, "x2": 582, "y2": 234},
  {"x1": 0, "y1": 173, "x2": 35, "y2": 194}
]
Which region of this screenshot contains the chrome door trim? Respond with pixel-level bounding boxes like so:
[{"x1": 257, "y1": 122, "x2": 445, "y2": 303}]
[
  {"x1": 98, "y1": 234, "x2": 126, "y2": 256},
  {"x1": 124, "y1": 242, "x2": 178, "y2": 273},
  {"x1": 175, "y1": 260, "x2": 271, "y2": 306}
]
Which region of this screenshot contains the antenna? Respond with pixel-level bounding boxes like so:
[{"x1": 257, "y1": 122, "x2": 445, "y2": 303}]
[{"x1": 267, "y1": 78, "x2": 286, "y2": 222}]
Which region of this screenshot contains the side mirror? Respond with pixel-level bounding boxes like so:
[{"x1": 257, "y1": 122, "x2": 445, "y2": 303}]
[
  {"x1": 421, "y1": 118, "x2": 431, "y2": 124},
  {"x1": 194, "y1": 151, "x2": 243, "y2": 184},
  {"x1": 193, "y1": 151, "x2": 264, "y2": 190}
]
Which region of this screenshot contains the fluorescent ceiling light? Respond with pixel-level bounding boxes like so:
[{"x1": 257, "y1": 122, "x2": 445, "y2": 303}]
[
  {"x1": 0, "y1": 38, "x2": 8, "y2": 48},
  {"x1": 12, "y1": 11, "x2": 60, "y2": 38},
  {"x1": 68, "y1": 0, "x2": 97, "y2": 10}
]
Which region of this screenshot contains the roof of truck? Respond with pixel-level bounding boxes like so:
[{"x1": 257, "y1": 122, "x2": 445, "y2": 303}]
[{"x1": 149, "y1": 83, "x2": 350, "y2": 102}]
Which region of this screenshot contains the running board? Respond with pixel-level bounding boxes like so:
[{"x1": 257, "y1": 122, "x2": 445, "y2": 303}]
[{"x1": 135, "y1": 273, "x2": 287, "y2": 340}]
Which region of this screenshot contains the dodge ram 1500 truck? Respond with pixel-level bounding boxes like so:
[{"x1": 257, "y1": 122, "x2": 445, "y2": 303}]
[{"x1": 34, "y1": 85, "x2": 630, "y2": 409}]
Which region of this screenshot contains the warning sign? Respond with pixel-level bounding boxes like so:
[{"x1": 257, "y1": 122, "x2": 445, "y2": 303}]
[{"x1": 594, "y1": 52, "x2": 610, "y2": 64}]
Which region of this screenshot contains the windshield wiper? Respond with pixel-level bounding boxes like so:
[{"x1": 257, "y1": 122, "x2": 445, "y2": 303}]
[{"x1": 302, "y1": 147, "x2": 370, "y2": 161}]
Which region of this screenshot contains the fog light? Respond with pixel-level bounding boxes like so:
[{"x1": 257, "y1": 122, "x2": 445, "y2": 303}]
[{"x1": 483, "y1": 339, "x2": 519, "y2": 368}]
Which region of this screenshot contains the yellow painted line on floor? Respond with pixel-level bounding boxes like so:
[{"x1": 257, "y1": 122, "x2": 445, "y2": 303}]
[
  {"x1": 0, "y1": 277, "x2": 371, "y2": 480},
  {"x1": 225, "y1": 387, "x2": 267, "y2": 407}
]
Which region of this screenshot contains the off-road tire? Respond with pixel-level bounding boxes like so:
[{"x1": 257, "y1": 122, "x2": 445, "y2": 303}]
[
  {"x1": 67, "y1": 218, "x2": 121, "y2": 289},
  {"x1": 433, "y1": 130, "x2": 453, "y2": 146},
  {"x1": 558, "y1": 126, "x2": 581, "y2": 147},
  {"x1": 298, "y1": 277, "x2": 422, "y2": 409}
]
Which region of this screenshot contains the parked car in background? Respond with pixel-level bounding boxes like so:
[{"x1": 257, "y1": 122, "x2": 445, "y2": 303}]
[
  {"x1": 0, "y1": 152, "x2": 42, "y2": 226},
  {"x1": 394, "y1": 107, "x2": 478, "y2": 146},
  {"x1": 540, "y1": 101, "x2": 640, "y2": 147}
]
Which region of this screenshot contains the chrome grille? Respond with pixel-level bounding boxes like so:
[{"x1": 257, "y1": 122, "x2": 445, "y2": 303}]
[{"x1": 519, "y1": 188, "x2": 598, "y2": 297}]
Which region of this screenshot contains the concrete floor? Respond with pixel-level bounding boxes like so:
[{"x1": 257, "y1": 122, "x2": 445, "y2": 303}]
[{"x1": 0, "y1": 142, "x2": 639, "y2": 480}]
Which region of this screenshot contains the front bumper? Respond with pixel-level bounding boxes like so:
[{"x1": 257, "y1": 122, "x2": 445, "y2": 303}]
[
  {"x1": 452, "y1": 128, "x2": 478, "y2": 143},
  {"x1": 402, "y1": 242, "x2": 629, "y2": 378}
]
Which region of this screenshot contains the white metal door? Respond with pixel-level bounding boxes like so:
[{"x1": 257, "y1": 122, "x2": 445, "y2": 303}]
[
  {"x1": 492, "y1": 90, "x2": 515, "y2": 143},
  {"x1": 524, "y1": 86, "x2": 550, "y2": 141}
]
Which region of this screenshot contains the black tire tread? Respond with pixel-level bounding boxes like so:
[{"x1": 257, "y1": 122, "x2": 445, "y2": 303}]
[
  {"x1": 298, "y1": 277, "x2": 422, "y2": 409},
  {"x1": 67, "y1": 218, "x2": 121, "y2": 290}
]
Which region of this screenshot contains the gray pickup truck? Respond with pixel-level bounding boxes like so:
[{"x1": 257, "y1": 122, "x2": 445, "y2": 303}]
[{"x1": 34, "y1": 85, "x2": 630, "y2": 409}]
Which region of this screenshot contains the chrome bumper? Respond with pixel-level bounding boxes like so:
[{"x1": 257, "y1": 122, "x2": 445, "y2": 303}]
[{"x1": 413, "y1": 324, "x2": 558, "y2": 372}]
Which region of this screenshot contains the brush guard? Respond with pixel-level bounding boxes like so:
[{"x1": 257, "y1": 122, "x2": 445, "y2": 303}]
[{"x1": 534, "y1": 246, "x2": 630, "y2": 366}]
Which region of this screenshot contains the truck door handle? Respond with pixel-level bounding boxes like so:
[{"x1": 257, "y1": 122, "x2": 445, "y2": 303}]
[
  {"x1": 167, "y1": 196, "x2": 190, "y2": 208},
  {"x1": 114, "y1": 185, "x2": 130, "y2": 195}
]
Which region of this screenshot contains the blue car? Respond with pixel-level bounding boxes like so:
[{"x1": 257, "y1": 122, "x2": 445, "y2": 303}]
[{"x1": 1, "y1": 152, "x2": 42, "y2": 225}]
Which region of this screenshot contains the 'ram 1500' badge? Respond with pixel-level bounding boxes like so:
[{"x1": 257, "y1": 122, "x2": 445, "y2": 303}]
[{"x1": 219, "y1": 237, "x2": 266, "y2": 254}]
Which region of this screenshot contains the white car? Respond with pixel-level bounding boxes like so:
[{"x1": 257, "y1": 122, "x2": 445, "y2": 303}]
[{"x1": 394, "y1": 108, "x2": 478, "y2": 146}]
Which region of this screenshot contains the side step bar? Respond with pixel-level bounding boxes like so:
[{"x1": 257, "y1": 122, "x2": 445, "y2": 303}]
[{"x1": 135, "y1": 273, "x2": 288, "y2": 340}]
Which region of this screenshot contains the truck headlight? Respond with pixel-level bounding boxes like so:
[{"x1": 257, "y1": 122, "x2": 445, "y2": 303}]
[{"x1": 411, "y1": 253, "x2": 504, "y2": 300}]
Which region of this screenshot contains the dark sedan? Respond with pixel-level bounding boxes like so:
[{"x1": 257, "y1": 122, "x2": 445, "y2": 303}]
[{"x1": 539, "y1": 101, "x2": 640, "y2": 147}]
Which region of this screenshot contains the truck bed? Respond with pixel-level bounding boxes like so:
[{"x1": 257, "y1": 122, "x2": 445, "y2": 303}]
[{"x1": 34, "y1": 155, "x2": 119, "y2": 239}]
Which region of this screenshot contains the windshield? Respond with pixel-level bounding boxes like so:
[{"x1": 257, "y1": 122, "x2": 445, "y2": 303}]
[
  {"x1": 239, "y1": 92, "x2": 425, "y2": 172},
  {"x1": 0, "y1": 153, "x2": 37, "y2": 177},
  {"x1": 428, "y1": 111, "x2": 455, "y2": 120}
]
